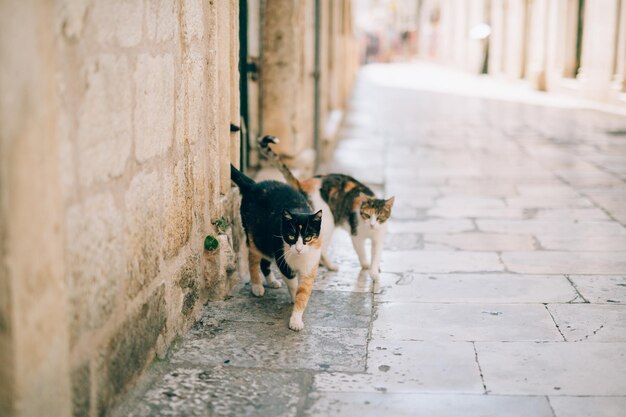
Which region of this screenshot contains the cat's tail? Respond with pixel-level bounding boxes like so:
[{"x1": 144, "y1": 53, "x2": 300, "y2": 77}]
[
  {"x1": 257, "y1": 135, "x2": 304, "y2": 193},
  {"x1": 230, "y1": 164, "x2": 255, "y2": 193}
]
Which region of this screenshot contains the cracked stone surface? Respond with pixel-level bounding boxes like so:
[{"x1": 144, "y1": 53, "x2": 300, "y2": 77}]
[
  {"x1": 372, "y1": 302, "x2": 564, "y2": 341},
  {"x1": 112, "y1": 63, "x2": 626, "y2": 416},
  {"x1": 476, "y1": 342, "x2": 626, "y2": 395},
  {"x1": 304, "y1": 393, "x2": 555, "y2": 417},
  {"x1": 375, "y1": 273, "x2": 578, "y2": 303},
  {"x1": 313, "y1": 341, "x2": 484, "y2": 393},
  {"x1": 117, "y1": 366, "x2": 309, "y2": 417},
  {"x1": 547, "y1": 304, "x2": 626, "y2": 342}
]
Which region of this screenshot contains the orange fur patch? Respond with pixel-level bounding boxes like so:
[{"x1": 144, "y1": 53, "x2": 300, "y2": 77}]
[
  {"x1": 343, "y1": 181, "x2": 357, "y2": 192},
  {"x1": 293, "y1": 266, "x2": 318, "y2": 311},
  {"x1": 352, "y1": 194, "x2": 369, "y2": 211},
  {"x1": 307, "y1": 236, "x2": 322, "y2": 249},
  {"x1": 247, "y1": 234, "x2": 264, "y2": 286},
  {"x1": 299, "y1": 178, "x2": 322, "y2": 194}
]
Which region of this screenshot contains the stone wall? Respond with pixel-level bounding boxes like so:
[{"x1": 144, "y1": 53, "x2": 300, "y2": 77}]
[{"x1": 0, "y1": 1, "x2": 243, "y2": 416}]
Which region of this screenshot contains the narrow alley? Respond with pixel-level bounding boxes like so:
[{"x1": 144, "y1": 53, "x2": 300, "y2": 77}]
[{"x1": 112, "y1": 63, "x2": 626, "y2": 417}]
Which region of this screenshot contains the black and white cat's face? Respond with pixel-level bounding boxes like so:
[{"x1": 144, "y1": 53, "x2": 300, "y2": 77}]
[
  {"x1": 282, "y1": 209, "x2": 323, "y2": 256},
  {"x1": 360, "y1": 197, "x2": 395, "y2": 230}
]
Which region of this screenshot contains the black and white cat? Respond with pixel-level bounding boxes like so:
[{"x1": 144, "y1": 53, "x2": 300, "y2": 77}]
[{"x1": 230, "y1": 164, "x2": 323, "y2": 331}]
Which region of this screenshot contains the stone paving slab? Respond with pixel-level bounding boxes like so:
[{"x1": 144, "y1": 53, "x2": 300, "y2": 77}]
[
  {"x1": 382, "y1": 250, "x2": 504, "y2": 273},
  {"x1": 434, "y1": 195, "x2": 508, "y2": 209},
  {"x1": 423, "y1": 233, "x2": 536, "y2": 251},
  {"x1": 304, "y1": 393, "x2": 555, "y2": 417},
  {"x1": 171, "y1": 320, "x2": 368, "y2": 372},
  {"x1": 426, "y1": 206, "x2": 528, "y2": 219},
  {"x1": 114, "y1": 365, "x2": 308, "y2": 417},
  {"x1": 313, "y1": 269, "x2": 374, "y2": 293},
  {"x1": 536, "y1": 235, "x2": 626, "y2": 251},
  {"x1": 387, "y1": 219, "x2": 475, "y2": 234},
  {"x1": 532, "y1": 207, "x2": 612, "y2": 221},
  {"x1": 201, "y1": 287, "x2": 372, "y2": 329},
  {"x1": 375, "y1": 273, "x2": 578, "y2": 303},
  {"x1": 384, "y1": 232, "x2": 424, "y2": 251},
  {"x1": 477, "y1": 219, "x2": 626, "y2": 236},
  {"x1": 476, "y1": 342, "x2": 626, "y2": 395},
  {"x1": 313, "y1": 341, "x2": 483, "y2": 393},
  {"x1": 548, "y1": 304, "x2": 626, "y2": 342},
  {"x1": 568, "y1": 275, "x2": 626, "y2": 303},
  {"x1": 502, "y1": 251, "x2": 626, "y2": 274},
  {"x1": 372, "y1": 303, "x2": 563, "y2": 342},
  {"x1": 549, "y1": 396, "x2": 626, "y2": 417},
  {"x1": 506, "y1": 195, "x2": 593, "y2": 208}
]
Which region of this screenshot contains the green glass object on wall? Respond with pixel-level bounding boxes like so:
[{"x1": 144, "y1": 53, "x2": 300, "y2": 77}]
[{"x1": 204, "y1": 235, "x2": 219, "y2": 252}]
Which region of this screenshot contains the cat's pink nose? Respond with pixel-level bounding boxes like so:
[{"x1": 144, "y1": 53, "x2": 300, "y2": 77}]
[{"x1": 296, "y1": 247, "x2": 303, "y2": 253}]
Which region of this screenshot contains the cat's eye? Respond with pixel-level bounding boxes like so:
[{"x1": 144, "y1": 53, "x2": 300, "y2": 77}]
[
  {"x1": 304, "y1": 235, "x2": 312, "y2": 242},
  {"x1": 362, "y1": 213, "x2": 370, "y2": 218},
  {"x1": 288, "y1": 235, "x2": 295, "y2": 240}
]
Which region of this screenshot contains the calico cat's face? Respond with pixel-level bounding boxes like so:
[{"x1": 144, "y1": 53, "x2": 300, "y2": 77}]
[
  {"x1": 282, "y1": 209, "x2": 323, "y2": 255},
  {"x1": 360, "y1": 197, "x2": 395, "y2": 229}
]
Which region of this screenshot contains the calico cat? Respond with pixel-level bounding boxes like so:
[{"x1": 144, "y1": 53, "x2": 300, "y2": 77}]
[
  {"x1": 230, "y1": 164, "x2": 323, "y2": 331},
  {"x1": 258, "y1": 136, "x2": 394, "y2": 279}
]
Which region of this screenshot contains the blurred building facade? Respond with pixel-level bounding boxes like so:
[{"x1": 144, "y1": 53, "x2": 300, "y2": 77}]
[
  {"x1": 416, "y1": 0, "x2": 626, "y2": 106},
  {"x1": 354, "y1": 0, "x2": 421, "y2": 63},
  {"x1": 0, "y1": 1, "x2": 357, "y2": 417}
]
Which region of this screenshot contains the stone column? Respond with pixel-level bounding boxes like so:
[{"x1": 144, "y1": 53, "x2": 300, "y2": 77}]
[
  {"x1": 489, "y1": 0, "x2": 506, "y2": 76},
  {"x1": 0, "y1": 1, "x2": 71, "y2": 416},
  {"x1": 578, "y1": 0, "x2": 621, "y2": 100},
  {"x1": 261, "y1": 0, "x2": 312, "y2": 157},
  {"x1": 230, "y1": 0, "x2": 241, "y2": 170},
  {"x1": 504, "y1": 0, "x2": 530, "y2": 79},
  {"x1": 611, "y1": 0, "x2": 626, "y2": 95},
  {"x1": 526, "y1": 0, "x2": 549, "y2": 90}
]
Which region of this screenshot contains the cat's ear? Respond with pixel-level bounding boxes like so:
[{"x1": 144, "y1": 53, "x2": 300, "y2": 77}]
[
  {"x1": 282, "y1": 209, "x2": 293, "y2": 221},
  {"x1": 385, "y1": 196, "x2": 395, "y2": 209},
  {"x1": 311, "y1": 209, "x2": 323, "y2": 222}
]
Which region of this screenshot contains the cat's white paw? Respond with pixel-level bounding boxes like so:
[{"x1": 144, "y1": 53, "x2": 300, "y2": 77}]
[
  {"x1": 251, "y1": 283, "x2": 265, "y2": 297},
  {"x1": 324, "y1": 261, "x2": 339, "y2": 271},
  {"x1": 289, "y1": 313, "x2": 305, "y2": 331},
  {"x1": 265, "y1": 272, "x2": 282, "y2": 288},
  {"x1": 268, "y1": 279, "x2": 282, "y2": 289},
  {"x1": 369, "y1": 269, "x2": 380, "y2": 280}
]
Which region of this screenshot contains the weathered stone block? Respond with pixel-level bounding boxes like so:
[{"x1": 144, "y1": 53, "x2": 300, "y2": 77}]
[
  {"x1": 134, "y1": 53, "x2": 175, "y2": 163},
  {"x1": 177, "y1": 255, "x2": 202, "y2": 317},
  {"x1": 183, "y1": 0, "x2": 205, "y2": 43},
  {"x1": 66, "y1": 192, "x2": 124, "y2": 346},
  {"x1": 76, "y1": 54, "x2": 132, "y2": 187},
  {"x1": 162, "y1": 160, "x2": 193, "y2": 260},
  {"x1": 125, "y1": 170, "x2": 162, "y2": 298},
  {"x1": 57, "y1": 0, "x2": 88, "y2": 40},
  {"x1": 92, "y1": 0, "x2": 143, "y2": 47},
  {"x1": 58, "y1": 110, "x2": 76, "y2": 198},
  {"x1": 186, "y1": 49, "x2": 207, "y2": 144},
  {"x1": 190, "y1": 144, "x2": 208, "y2": 229},
  {"x1": 145, "y1": 0, "x2": 177, "y2": 43},
  {"x1": 71, "y1": 362, "x2": 90, "y2": 417},
  {"x1": 97, "y1": 285, "x2": 166, "y2": 415},
  {"x1": 204, "y1": 233, "x2": 238, "y2": 300}
]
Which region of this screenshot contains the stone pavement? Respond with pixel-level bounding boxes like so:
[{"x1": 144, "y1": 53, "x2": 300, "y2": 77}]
[{"x1": 113, "y1": 63, "x2": 626, "y2": 417}]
